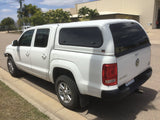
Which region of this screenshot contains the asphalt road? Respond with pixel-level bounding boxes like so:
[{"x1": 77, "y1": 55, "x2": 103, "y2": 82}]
[{"x1": 0, "y1": 31, "x2": 160, "y2": 120}]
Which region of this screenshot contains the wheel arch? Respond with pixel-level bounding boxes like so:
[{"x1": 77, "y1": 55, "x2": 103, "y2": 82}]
[
  {"x1": 5, "y1": 53, "x2": 12, "y2": 58},
  {"x1": 53, "y1": 67, "x2": 75, "y2": 83},
  {"x1": 5, "y1": 47, "x2": 16, "y2": 61},
  {"x1": 49, "y1": 60, "x2": 83, "y2": 94}
]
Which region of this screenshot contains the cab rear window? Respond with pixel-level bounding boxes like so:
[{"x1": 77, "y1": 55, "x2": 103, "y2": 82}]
[{"x1": 110, "y1": 22, "x2": 150, "y2": 57}]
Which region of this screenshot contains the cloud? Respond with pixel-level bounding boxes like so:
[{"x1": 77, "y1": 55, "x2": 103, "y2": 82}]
[
  {"x1": 41, "y1": 8, "x2": 49, "y2": 12},
  {"x1": 0, "y1": 0, "x2": 19, "y2": 9},
  {"x1": 39, "y1": 0, "x2": 90, "y2": 7},
  {"x1": 0, "y1": 9, "x2": 12, "y2": 12},
  {"x1": 10, "y1": 4, "x2": 20, "y2": 9}
]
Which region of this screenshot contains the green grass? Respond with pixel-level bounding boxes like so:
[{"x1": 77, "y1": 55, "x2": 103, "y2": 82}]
[{"x1": 0, "y1": 80, "x2": 51, "y2": 120}]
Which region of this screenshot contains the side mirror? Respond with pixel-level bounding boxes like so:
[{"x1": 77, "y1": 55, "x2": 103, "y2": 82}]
[{"x1": 12, "y1": 40, "x2": 19, "y2": 46}]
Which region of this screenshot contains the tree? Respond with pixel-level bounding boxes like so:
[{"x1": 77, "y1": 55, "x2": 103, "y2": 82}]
[
  {"x1": 44, "y1": 9, "x2": 71, "y2": 23},
  {"x1": 17, "y1": 4, "x2": 72, "y2": 26},
  {"x1": 22, "y1": 4, "x2": 41, "y2": 17},
  {"x1": 78, "y1": 6, "x2": 90, "y2": 18},
  {"x1": 88, "y1": 9, "x2": 99, "y2": 20},
  {"x1": 1, "y1": 17, "x2": 15, "y2": 32},
  {"x1": 78, "y1": 6, "x2": 99, "y2": 20},
  {"x1": 30, "y1": 11, "x2": 46, "y2": 26},
  {"x1": 17, "y1": 4, "x2": 41, "y2": 26}
]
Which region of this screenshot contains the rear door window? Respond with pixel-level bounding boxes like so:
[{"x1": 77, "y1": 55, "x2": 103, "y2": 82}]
[
  {"x1": 110, "y1": 22, "x2": 150, "y2": 57},
  {"x1": 59, "y1": 27, "x2": 103, "y2": 48},
  {"x1": 34, "y1": 29, "x2": 50, "y2": 47}
]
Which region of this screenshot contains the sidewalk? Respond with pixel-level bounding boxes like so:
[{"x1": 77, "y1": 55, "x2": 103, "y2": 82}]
[
  {"x1": 147, "y1": 29, "x2": 160, "y2": 44},
  {"x1": 0, "y1": 68, "x2": 87, "y2": 120}
]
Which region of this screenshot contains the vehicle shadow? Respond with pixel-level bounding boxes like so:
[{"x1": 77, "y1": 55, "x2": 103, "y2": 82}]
[
  {"x1": 80, "y1": 86, "x2": 157, "y2": 120},
  {"x1": 20, "y1": 73, "x2": 157, "y2": 120},
  {"x1": 19, "y1": 73, "x2": 58, "y2": 100}
]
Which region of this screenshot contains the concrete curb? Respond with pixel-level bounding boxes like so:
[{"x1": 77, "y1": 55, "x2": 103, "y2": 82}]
[{"x1": 0, "y1": 68, "x2": 87, "y2": 120}]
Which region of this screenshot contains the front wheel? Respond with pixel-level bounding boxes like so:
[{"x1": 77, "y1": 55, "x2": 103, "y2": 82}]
[
  {"x1": 55, "y1": 75, "x2": 79, "y2": 109},
  {"x1": 7, "y1": 56, "x2": 20, "y2": 77}
]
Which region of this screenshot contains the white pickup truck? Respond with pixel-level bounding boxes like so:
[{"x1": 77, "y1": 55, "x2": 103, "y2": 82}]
[{"x1": 5, "y1": 19, "x2": 152, "y2": 109}]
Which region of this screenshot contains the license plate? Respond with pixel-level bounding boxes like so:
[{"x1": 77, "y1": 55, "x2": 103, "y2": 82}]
[{"x1": 125, "y1": 79, "x2": 135, "y2": 86}]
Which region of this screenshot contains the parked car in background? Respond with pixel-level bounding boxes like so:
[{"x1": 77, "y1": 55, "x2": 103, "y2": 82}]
[{"x1": 21, "y1": 25, "x2": 31, "y2": 32}]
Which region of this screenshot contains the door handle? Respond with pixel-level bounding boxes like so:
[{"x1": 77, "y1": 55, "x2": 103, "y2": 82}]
[
  {"x1": 25, "y1": 52, "x2": 30, "y2": 57},
  {"x1": 42, "y1": 54, "x2": 47, "y2": 59}
]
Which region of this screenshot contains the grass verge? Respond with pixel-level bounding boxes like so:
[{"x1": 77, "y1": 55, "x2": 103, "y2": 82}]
[{"x1": 0, "y1": 80, "x2": 50, "y2": 120}]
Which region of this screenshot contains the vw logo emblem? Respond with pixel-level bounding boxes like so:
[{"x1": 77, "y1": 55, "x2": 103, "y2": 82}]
[{"x1": 136, "y1": 58, "x2": 140, "y2": 67}]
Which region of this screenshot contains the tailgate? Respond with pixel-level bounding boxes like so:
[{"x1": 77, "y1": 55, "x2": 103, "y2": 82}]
[
  {"x1": 109, "y1": 21, "x2": 151, "y2": 86},
  {"x1": 117, "y1": 47, "x2": 151, "y2": 86}
]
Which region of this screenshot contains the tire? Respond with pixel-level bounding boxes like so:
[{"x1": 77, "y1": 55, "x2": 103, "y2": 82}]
[
  {"x1": 7, "y1": 56, "x2": 20, "y2": 77},
  {"x1": 55, "y1": 75, "x2": 79, "y2": 109}
]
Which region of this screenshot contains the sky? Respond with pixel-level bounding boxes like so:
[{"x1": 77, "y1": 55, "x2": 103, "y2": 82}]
[{"x1": 0, "y1": 0, "x2": 95, "y2": 22}]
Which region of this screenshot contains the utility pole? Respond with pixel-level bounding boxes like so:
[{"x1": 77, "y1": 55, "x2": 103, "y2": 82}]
[
  {"x1": 19, "y1": 0, "x2": 23, "y2": 12},
  {"x1": 17, "y1": 0, "x2": 24, "y2": 25}
]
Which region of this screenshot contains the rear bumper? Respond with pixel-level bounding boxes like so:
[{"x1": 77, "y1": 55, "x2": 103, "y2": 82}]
[{"x1": 101, "y1": 67, "x2": 152, "y2": 100}]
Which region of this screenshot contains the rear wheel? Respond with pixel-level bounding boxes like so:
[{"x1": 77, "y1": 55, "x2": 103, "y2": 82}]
[
  {"x1": 55, "y1": 75, "x2": 79, "y2": 109},
  {"x1": 7, "y1": 56, "x2": 20, "y2": 77}
]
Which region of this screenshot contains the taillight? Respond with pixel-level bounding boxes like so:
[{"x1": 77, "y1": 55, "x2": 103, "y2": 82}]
[{"x1": 102, "y1": 63, "x2": 117, "y2": 86}]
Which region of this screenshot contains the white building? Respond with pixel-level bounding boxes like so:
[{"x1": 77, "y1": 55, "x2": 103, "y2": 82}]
[{"x1": 65, "y1": 0, "x2": 160, "y2": 30}]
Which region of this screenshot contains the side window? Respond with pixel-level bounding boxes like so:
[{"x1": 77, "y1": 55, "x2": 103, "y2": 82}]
[
  {"x1": 34, "y1": 29, "x2": 50, "y2": 47},
  {"x1": 19, "y1": 30, "x2": 34, "y2": 46},
  {"x1": 59, "y1": 27, "x2": 103, "y2": 48}
]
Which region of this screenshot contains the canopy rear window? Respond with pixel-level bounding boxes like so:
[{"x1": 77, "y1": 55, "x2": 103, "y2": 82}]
[{"x1": 110, "y1": 22, "x2": 150, "y2": 57}]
